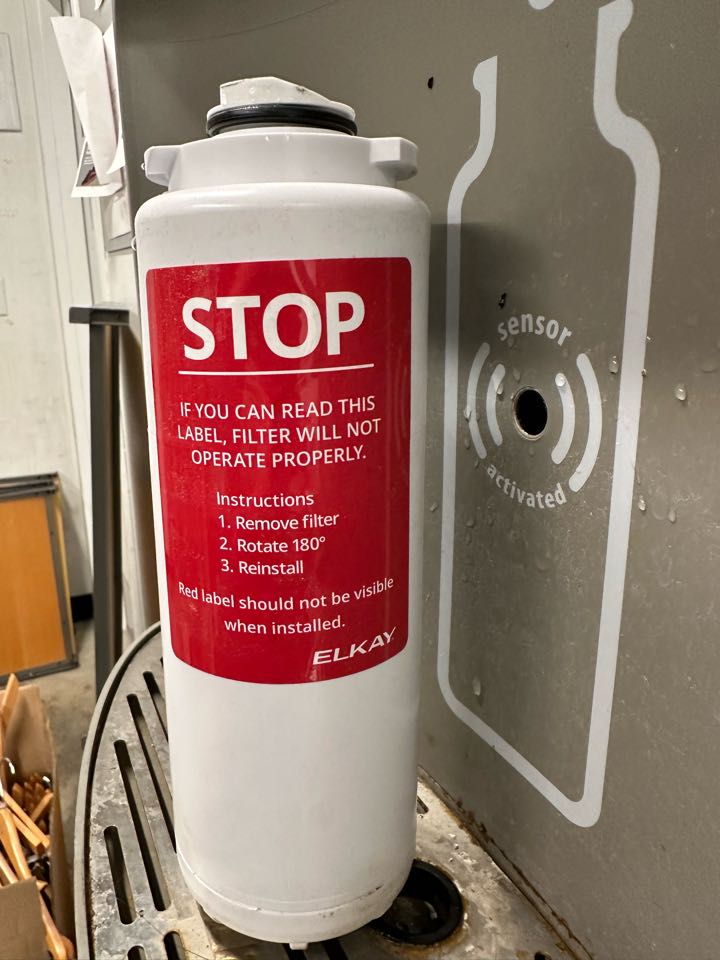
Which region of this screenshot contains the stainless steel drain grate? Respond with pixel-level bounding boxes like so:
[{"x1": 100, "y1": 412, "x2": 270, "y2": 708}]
[{"x1": 74, "y1": 627, "x2": 574, "y2": 960}]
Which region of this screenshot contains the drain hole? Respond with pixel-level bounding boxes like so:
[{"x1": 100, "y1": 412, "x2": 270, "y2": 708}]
[
  {"x1": 513, "y1": 387, "x2": 548, "y2": 438},
  {"x1": 128, "y1": 694, "x2": 175, "y2": 849},
  {"x1": 144, "y1": 671, "x2": 168, "y2": 737},
  {"x1": 104, "y1": 826, "x2": 135, "y2": 923},
  {"x1": 164, "y1": 932, "x2": 186, "y2": 960},
  {"x1": 128, "y1": 949, "x2": 146, "y2": 960},
  {"x1": 535, "y1": 954, "x2": 552, "y2": 960},
  {"x1": 371, "y1": 859, "x2": 463, "y2": 946},
  {"x1": 322, "y1": 941, "x2": 349, "y2": 959},
  {"x1": 114, "y1": 740, "x2": 170, "y2": 910}
]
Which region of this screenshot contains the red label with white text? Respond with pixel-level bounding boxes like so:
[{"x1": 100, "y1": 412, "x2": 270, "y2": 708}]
[{"x1": 146, "y1": 257, "x2": 410, "y2": 683}]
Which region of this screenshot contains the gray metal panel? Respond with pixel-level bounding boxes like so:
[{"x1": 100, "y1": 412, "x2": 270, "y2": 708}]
[{"x1": 113, "y1": 2, "x2": 720, "y2": 957}]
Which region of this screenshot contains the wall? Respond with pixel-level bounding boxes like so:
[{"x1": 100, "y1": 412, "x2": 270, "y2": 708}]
[{"x1": 0, "y1": 0, "x2": 90, "y2": 595}]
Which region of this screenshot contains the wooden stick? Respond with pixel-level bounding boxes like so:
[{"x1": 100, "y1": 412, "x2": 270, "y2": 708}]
[
  {"x1": 0, "y1": 847, "x2": 17, "y2": 885},
  {"x1": 30, "y1": 791, "x2": 53, "y2": 824},
  {"x1": 39, "y1": 895, "x2": 68, "y2": 960},
  {"x1": 13, "y1": 814, "x2": 48, "y2": 855},
  {"x1": 1, "y1": 674, "x2": 19, "y2": 730},
  {"x1": 0, "y1": 806, "x2": 31, "y2": 879},
  {"x1": 2, "y1": 791, "x2": 49, "y2": 851}
]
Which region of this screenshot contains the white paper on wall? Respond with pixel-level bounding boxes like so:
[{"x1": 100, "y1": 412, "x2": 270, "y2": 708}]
[
  {"x1": 103, "y1": 23, "x2": 125, "y2": 174},
  {"x1": 72, "y1": 138, "x2": 121, "y2": 198},
  {"x1": 51, "y1": 16, "x2": 120, "y2": 186}
]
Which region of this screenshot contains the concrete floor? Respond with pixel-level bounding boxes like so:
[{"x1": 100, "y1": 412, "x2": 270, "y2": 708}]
[{"x1": 33, "y1": 620, "x2": 96, "y2": 863}]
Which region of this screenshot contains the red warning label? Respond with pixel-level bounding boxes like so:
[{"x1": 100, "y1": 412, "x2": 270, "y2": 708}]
[{"x1": 146, "y1": 257, "x2": 411, "y2": 683}]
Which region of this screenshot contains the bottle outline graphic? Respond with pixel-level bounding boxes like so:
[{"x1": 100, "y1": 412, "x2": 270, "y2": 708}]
[{"x1": 437, "y1": 0, "x2": 660, "y2": 827}]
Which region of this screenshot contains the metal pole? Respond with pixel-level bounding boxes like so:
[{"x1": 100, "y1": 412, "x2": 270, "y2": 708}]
[{"x1": 70, "y1": 305, "x2": 130, "y2": 696}]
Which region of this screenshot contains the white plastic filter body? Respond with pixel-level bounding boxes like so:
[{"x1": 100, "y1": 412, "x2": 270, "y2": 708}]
[{"x1": 135, "y1": 123, "x2": 430, "y2": 944}]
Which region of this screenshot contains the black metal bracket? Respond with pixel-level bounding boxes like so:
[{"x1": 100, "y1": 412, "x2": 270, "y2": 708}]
[
  {"x1": 70, "y1": 305, "x2": 131, "y2": 328},
  {"x1": 71, "y1": 304, "x2": 131, "y2": 697}
]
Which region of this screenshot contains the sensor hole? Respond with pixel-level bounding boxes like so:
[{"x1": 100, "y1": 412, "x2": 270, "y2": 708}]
[{"x1": 513, "y1": 387, "x2": 548, "y2": 439}]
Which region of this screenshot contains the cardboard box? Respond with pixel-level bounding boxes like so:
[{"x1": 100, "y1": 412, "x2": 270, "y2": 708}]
[
  {"x1": 0, "y1": 683, "x2": 74, "y2": 958},
  {"x1": 0, "y1": 880, "x2": 48, "y2": 960}
]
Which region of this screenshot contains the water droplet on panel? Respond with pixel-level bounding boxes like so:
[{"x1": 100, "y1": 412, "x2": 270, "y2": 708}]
[
  {"x1": 609, "y1": 356, "x2": 619, "y2": 374},
  {"x1": 667, "y1": 507, "x2": 677, "y2": 523},
  {"x1": 674, "y1": 383, "x2": 687, "y2": 401},
  {"x1": 472, "y1": 677, "x2": 482, "y2": 699},
  {"x1": 638, "y1": 496, "x2": 647, "y2": 513},
  {"x1": 429, "y1": 501, "x2": 438, "y2": 513}
]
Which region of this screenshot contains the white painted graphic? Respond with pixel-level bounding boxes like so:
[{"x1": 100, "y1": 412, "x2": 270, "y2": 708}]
[
  {"x1": 465, "y1": 332, "x2": 602, "y2": 498},
  {"x1": 437, "y1": 0, "x2": 660, "y2": 827},
  {"x1": 551, "y1": 373, "x2": 575, "y2": 465},
  {"x1": 486, "y1": 363, "x2": 505, "y2": 447},
  {"x1": 466, "y1": 342, "x2": 490, "y2": 459},
  {"x1": 569, "y1": 353, "x2": 603, "y2": 492}
]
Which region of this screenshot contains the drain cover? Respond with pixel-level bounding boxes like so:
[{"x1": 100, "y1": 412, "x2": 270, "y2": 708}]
[{"x1": 372, "y1": 860, "x2": 463, "y2": 945}]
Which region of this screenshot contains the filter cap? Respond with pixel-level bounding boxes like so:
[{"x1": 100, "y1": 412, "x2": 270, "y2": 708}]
[{"x1": 207, "y1": 76, "x2": 357, "y2": 137}]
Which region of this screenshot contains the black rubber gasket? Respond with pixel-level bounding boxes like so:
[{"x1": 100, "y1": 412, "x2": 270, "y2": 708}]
[
  {"x1": 207, "y1": 103, "x2": 357, "y2": 137},
  {"x1": 370, "y1": 859, "x2": 464, "y2": 946}
]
